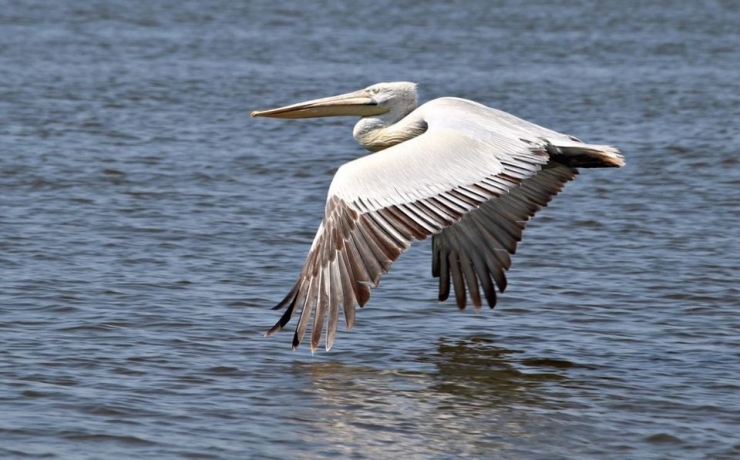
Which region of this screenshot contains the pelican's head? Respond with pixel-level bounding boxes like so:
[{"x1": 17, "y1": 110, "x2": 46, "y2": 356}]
[{"x1": 251, "y1": 82, "x2": 418, "y2": 120}]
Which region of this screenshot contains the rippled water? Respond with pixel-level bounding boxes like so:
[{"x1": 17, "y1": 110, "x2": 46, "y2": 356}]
[{"x1": 2, "y1": 0, "x2": 739, "y2": 458}]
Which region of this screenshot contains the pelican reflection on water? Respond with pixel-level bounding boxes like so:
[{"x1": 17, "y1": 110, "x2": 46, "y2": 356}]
[{"x1": 252, "y1": 82, "x2": 624, "y2": 352}]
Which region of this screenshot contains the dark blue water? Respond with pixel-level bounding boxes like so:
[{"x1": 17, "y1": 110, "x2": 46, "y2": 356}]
[{"x1": 2, "y1": 0, "x2": 739, "y2": 458}]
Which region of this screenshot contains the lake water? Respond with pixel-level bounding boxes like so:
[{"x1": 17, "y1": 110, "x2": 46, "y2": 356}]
[{"x1": 1, "y1": 0, "x2": 739, "y2": 458}]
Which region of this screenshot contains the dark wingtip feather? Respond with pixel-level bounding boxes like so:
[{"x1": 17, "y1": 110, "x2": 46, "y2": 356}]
[
  {"x1": 356, "y1": 283, "x2": 371, "y2": 307},
  {"x1": 432, "y1": 236, "x2": 441, "y2": 277},
  {"x1": 434, "y1": 241, "x2": 451, "y2": 302},
  {"x1": 459, "y1": 255, "x2": 481, "y2": 309},
  {"x1": 292, "y1": 332, "x2": 301, "y2": 350},
  {"x1": 450, "y1": 260, "x2": 466, "y2": 310},
  {"x1": 272, "y1": 283, "x2": 300, "y2": 311},
  {"x1": 265, "y1": 311, "x2": 290, "y2": 337},
  {"x1": 265, "y1": 322, "x2": 282, "y2": 337},
  {"x1": 438, "y1": 279, "x2": 450, "y2": 302},
  {"x1": 483, "y1": 283, "x2": 497, "y2": 309},
  {"x1": 265, "y1": 288, "x2": 300, "y2": 336}
]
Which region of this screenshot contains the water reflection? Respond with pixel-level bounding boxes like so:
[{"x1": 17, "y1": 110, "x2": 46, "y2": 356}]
[
  {"x1": 287, "y1": 337, "x2": 573, "y2": 457},
  {"x1": 419, "y1": 336, "x2": 570, "y2": 408}
]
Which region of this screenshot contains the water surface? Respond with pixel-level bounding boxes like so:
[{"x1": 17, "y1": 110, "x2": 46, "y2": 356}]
[{"x1": 1, "y1": 0, "x2": 739, "y2": 458}]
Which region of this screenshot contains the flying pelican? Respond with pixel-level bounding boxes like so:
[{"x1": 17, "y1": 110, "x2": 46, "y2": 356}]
[{"x1": 252, "y1": 82, "x2": 624, "y2": 352}]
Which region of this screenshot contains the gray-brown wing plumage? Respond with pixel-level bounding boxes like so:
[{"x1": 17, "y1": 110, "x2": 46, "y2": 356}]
[
  {"x1": 266, "y1": 167, "x2": 540, "y2": 351},
  {"x1": 266, "y1": 148, "x2": 551, "y2": 351},
  {"x1": 432, "y1": 162, "x2": 578, "y2": 309}
]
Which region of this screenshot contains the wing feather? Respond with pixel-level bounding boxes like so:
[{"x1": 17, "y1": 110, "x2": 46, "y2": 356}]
[
  {"x1": 326, "y1": 258, "x2": 341, "y2": 349},
  {"x1": 367, "y1": 214, "x2": 407, "y2": 250},
  {"x1": 432, "y1": 162, "x2": 578, "y2": 307},
  {"x1": 293, "y1": 277, "x2": 316, "y2": 348},
  {"x1": 337, "y1": 250, "x2": 357, "y2": 329},
  {"x1": 310, "y1": 269, "x2": 327, "y2": 350},
  {"x1": 384, "y1": 206, "x2": 429, "y2": 239}
]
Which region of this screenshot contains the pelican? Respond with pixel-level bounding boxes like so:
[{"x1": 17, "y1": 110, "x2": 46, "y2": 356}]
[{"x1": 252, "y1": 82, "x2": 624, "y2": 352}]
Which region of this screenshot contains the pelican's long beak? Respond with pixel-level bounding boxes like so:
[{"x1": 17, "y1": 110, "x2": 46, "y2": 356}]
[{"x1": 251, "y1": 89, "x2": 389, "y2": 119}]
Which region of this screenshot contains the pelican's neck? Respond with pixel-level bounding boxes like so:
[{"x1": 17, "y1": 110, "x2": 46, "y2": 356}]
[{"x1": 352, "y1": 107, "x2": 425, "y2": 152}]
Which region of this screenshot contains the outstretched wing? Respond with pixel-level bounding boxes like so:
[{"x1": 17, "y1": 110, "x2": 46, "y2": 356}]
[
  {"x1": 266, "y1": 98, "x2": 571, "y2": 352},
  {"x1": 432, "y1": 162, "x2": 578, "y2": 309}
]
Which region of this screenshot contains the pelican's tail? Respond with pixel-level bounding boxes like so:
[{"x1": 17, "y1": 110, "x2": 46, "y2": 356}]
[{"x1": 547, "y1": 140, "x2": 625, "y2": 168}]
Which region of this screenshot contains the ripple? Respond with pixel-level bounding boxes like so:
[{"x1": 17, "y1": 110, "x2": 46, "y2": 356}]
[
  {"x1": 61, "y1": 432, "x2": 158, "y2": 446},
  {"x1": 644, "y1": 433, "x2": 684, "y2": 445}
]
